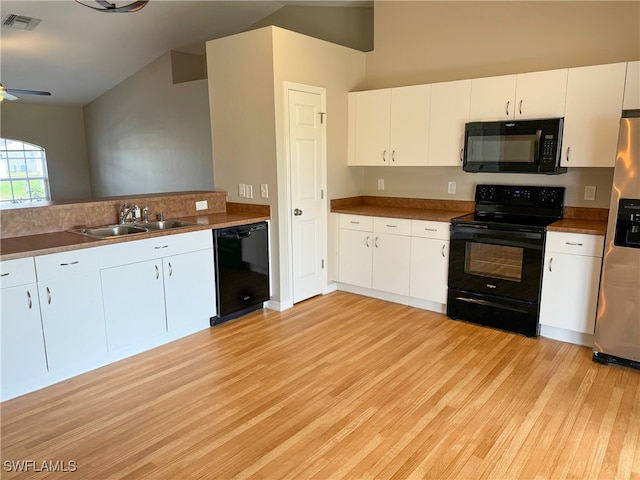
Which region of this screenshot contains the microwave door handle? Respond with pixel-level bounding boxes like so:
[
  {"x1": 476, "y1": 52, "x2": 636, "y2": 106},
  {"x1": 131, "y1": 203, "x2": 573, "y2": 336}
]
[{"x1": 534, "y1": 129, "x2": 542, "y2": 164}]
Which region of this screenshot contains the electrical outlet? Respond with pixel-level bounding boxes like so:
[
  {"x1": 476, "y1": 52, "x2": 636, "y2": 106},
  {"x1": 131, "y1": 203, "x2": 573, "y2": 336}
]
[
  {"x1": 377, "y1": 179, "x2": 385, "y2": 191},
  {"x1": 195, "y1": 200, "x2": 208, "y2": 211},
  {"x1": 246, "y1": 184, "x2": 253, "y2": 199},
  {"x1": 260, "y1": 184, "x2": 269, "y2": 198},
  {"x1": 238, "y1": 183, "x2": 245, "y2": 198},
  {"x1": 584, "y1": 185, "x2": 596, "y2": 201},
  {"x1": 448, "y1": 181, "x2": 457, "y2": 195}
]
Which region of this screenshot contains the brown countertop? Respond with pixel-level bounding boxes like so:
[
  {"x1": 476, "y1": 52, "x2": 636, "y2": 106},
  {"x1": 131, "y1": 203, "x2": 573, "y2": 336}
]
[
  {"x1": 332, "y1": 204, "x2": 471, "y2": 222},
  {"x1": 0, "y1": 211, "x2": 270, "y2": 261},
  {"x1": 547, "y1": 219, "x2": 607, "y2": 236},
  {"x1": 331, "y1": 196, "x2": 474, "y2": 222}
]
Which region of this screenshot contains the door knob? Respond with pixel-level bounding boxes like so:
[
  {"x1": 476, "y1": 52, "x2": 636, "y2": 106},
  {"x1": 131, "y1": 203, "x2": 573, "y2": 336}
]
[{"x1": 294, "y1": 208, "x2": 303, "y2": 216}]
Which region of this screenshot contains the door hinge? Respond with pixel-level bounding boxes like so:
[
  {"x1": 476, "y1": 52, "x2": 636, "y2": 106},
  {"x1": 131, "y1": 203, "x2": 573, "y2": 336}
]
[
  {"x1": 322, "y1": 259, "x2": 325, "y2": 269},
  {"x1": 319, "y1": 112, "x2": 326, "y2": 124}
]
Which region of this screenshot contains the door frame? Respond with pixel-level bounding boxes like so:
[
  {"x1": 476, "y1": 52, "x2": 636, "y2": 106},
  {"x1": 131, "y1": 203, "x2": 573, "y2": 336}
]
[{"x1": 283, "y1": 81, "x2": 328, "y2": 305}]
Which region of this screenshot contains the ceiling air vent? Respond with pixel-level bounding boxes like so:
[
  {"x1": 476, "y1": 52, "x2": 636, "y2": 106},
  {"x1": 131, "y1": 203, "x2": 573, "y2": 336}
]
[{"x1": 2, "y1": 13, "x2": 42, "y2": 30}]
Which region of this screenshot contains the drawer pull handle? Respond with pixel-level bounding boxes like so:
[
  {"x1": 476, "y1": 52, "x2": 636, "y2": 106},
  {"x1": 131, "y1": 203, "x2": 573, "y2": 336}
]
[
  {"x1": 350, "y1": 221, "x2": 360, "y2": 225},
  {"x1": 47, "y1": 287, "x2": 52, "y2": 305},
  {"x1": 424, "y1": 228, "x2": 437, "y2": 232},
  {"x1": 60, "y1": 261, "x2": 79, "y2": 266},
  {"x1": 565, "y1": 242, "x2": 583, "y2": 246},
  {"x1": 155, "y1": 265, "x2": 160, "y2": 280},
  {"x1": 386, "y1": 224, "x2": 397, "y2": 228},
  {"x1": 168, "y1": 262, "x2": 173, "y2": 277},
  {"x1": 154, "y1": 245, "x2": 169, "y2": 250},
  {"x1": 549, "y1": 257, "x2": 553, "y2": 272},
  {"x1": 1, "y1": 272, "x2": 9, "y2": 277},
  {"x1": 27, "y1": 290, "x2": 32, "y2": 309}
]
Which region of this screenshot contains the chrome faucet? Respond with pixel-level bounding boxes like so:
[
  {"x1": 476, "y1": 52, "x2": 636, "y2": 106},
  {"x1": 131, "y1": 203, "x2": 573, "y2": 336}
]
[{"x1": 119, "y1": 204, "x2": 138, "y2": 224}]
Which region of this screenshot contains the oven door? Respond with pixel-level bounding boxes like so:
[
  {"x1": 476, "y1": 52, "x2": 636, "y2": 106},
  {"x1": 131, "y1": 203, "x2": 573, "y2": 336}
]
[{"x1": 448, "y1": 223, "x2": 545, "y2": 302}]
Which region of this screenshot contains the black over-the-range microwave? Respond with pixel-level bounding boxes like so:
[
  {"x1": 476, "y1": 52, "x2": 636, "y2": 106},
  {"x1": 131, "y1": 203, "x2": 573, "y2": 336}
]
[{"x1": 463, "y1": 117, "x2": 566, "y2": 174}]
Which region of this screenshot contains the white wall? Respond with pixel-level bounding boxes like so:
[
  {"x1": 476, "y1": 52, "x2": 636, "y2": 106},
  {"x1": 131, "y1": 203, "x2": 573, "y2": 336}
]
[
  {"x1": 207, "y1": 26, "x2": 366, "y2": 307},
  {"x1": 0, "y1": 102, "x2": 92, "y2": 201},
  {"x1": 84, "y1": 52, "x2": 214, "y2": 197}
]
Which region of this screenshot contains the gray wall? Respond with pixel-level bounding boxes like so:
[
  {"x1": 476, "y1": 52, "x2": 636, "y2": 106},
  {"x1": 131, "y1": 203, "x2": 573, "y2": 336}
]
[
  {"x1": 0, "y1": 102, "x2": 92, "y2": 201},
  {"x1": 84, "y1": 51, "x2": 214, "y2": 197}
]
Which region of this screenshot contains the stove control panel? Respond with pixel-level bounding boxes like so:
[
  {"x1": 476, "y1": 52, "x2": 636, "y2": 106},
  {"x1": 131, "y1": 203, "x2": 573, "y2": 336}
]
[{"x1": 475, "y1": 184, "x2": 565, "y2": 208}]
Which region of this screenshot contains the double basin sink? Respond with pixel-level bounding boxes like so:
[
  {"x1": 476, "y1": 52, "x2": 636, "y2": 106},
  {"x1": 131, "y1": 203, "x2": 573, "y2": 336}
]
[{"x1": 71, "y1": 220, "x2": 197, "y2": 239}]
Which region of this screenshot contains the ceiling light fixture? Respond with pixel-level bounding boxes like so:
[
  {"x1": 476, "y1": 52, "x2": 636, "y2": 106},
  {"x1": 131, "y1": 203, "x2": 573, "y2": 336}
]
[{"x1": 74, "y1": 0, "x2": 148, "y2": 13}]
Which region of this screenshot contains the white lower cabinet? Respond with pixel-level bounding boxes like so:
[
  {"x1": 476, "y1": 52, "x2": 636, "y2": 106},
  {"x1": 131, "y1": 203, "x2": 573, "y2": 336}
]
[
  {"x1": 35, "y1": 249, "x2": 108, "y2": 372},
  {"x1": 339, "y1": 227, "x2": 373, "y2": 288},
  {"x1": 338, "y1": 214, "x2": 447, "y2": 306},
  {"x1": 409, "y1": 220, "x2": 450, "y2": 304},
  {"x1": 540, "y1": 232, "x2": 604, "y2": 345},
  {"x1": 101, "y1": 259, "x2": 167, "y2": 352},
  {"x1": 1, "y1": 258, "x2": 48, "y2": 393},
  {"x1": 0, "y1": 229, "x2": 216, "y2": 401},
  {"x1": 163, "y1": 249, "x2": 216, "y2": 335}
]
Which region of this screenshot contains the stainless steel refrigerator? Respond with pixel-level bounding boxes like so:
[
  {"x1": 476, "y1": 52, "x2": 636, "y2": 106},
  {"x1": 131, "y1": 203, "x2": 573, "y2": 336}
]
[{"x1": 593, "y1": 109, "x2": 640, "y2": 369}]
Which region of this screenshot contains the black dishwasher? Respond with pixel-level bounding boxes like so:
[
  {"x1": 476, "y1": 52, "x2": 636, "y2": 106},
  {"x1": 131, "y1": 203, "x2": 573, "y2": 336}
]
[{"x1": 212, "y1": 222, "x2": 270, "y2": 325}]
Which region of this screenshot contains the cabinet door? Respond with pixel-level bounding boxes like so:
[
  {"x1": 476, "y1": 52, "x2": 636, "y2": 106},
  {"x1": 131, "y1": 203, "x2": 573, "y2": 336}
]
[
  {"x1": 354, "y1": 89, "x2": 391, "y2": 166},
  {"x1": 539, "y1": 252, "x2": 602, "y2": 334},
  {"x1": 515, "y1": 69, "x2": 567, "y2": 119},
  {"x1": 1, "y1": 284, "x2": 48, "y2": 386},
  {"x1": 469, "y1": 74, "x2": 517, "y2": 121},
  {"x1": 39, "y1": 272, "x2": 108, "y2": 371},
  {"x1": 372, "y1": 233, "x2": 411, "y2": 296},
  {"x1": 428, "y1": 79, "x2": 471, "y2": 166},
  {"x1": 164, "y1": 249, "x2": 216, "y2": 335},
  {"x1": 101, "y1": 260, "x2": 167, "y2": 352},
  {"x1": 389, "y1": 85, "x2": 430, "y2": 166},
  {"x1": 562, "y1": 63, "x2": 627, "y2": 167},
  {"x1": 338, "y1": 229, "x2": 372, "y2": 288},
  {"x1": 410, "y1": 238, "x2": 449, "y2": 304}
]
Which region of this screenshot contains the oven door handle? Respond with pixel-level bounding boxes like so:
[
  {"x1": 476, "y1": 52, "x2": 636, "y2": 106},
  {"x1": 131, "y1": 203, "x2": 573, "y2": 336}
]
[{"x1": 452, "y1": 225, "x2": 544, "y2": 240}]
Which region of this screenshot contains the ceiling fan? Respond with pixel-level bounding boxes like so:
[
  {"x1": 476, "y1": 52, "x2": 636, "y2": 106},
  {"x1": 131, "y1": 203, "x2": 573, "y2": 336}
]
[{"x1": 0, "y1": 84, "x2": 51, "y2": 102}]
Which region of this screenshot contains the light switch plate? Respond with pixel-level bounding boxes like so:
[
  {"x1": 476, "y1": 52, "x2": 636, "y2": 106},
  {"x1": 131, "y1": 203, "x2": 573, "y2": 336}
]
[
  {"x1": 246, "y1": 184, "x2": 253, "y2": 199},
  {"x1": 260, "y1": 184, "x2": 268, "y2": 198},
  {"x1": 448, "y1": 181, "x2": 456, "y2": 195},
  {"x1": 238, "y1": 183, "x2": 245, "y2": 198},
  {"x1": 377, "y1": 179, "x2": 385, "y2": 191},
  {"x1": 195, "y1": 200, "x2": 208, "y2": 211}
]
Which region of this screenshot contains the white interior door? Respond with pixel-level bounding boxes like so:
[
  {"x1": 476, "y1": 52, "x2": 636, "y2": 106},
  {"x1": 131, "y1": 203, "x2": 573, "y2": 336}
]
[{"x1": 288, "y1": 87, "x2": 325, "y2": 304}]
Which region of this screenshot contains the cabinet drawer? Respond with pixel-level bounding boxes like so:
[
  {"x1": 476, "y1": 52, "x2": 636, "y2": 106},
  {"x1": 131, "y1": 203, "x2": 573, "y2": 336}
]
[
  {"x1": 35, "y1": 248, "x2": 102, "y2": 280},
  {"x1": 411, "y1": 220, "x2": 450, "y2": 240},
  {"x1": 545, "y1": 232, "x2": 604, "y2": 257},
  {"x1": 100, "y1": 230, "x2": 214, "y2": 268},
  {"x1": 374, "y1": 217, "x2": 412, "y2": 236},
  {"x1": 1, "y1": 257, "x2": 37, "y2": 288},
  {"x1": 340, "y1": 214, "x2": 373, "y2": 232}
]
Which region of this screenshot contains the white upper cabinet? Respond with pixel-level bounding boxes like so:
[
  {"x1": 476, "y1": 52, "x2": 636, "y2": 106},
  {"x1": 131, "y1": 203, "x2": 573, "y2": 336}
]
[
  {"x1": 427, "y1": 79, "x2": 471, "y2": 166},
  {"x1": 469, "y1": 74, "x2": 517, "y2": 121},
  {"x1": 389, "y1": 85, "x2": 431, "y2": 166},
  {"x1": 352, "y1": 89, "x2": 391, "y2": 166},
  {"x1": 561, "y1": 62, "x2": 627, "y2": 167},
  {"x1": 349, "y1": 85, "x2": 430, "y2": 166},
  {"x1": 623, "y1": 61, "x2": 640, "y2": 110},
  {"x1": 469, "y1": 69, "x2": 567, "y2": 121},
  {"x1": 513, "y1": 69, "x2": 568, "y2": 119}
]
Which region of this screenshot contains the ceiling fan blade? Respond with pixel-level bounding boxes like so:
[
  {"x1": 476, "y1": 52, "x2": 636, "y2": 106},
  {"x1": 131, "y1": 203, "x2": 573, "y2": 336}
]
[
  {"x1": 77, "y1": 0, "x2": 148, "y2": 12},
  {"x1": 5, "y1": 88, "x2": 51, "y2": 96},
  {"x1": 0, "y1": 91, "x2": 19, "y2": 101}
]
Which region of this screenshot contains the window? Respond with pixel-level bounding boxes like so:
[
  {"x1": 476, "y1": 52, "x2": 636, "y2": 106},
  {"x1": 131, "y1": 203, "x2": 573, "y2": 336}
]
[{"x1": 0, "y1": 138, "x2": 51, "y2": 205}]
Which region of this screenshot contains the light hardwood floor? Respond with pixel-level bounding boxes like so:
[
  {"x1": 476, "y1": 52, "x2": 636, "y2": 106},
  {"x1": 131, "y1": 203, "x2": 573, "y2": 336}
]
[{"x1": 1, "y1": 291, "x2": 639, "y2": 479}]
